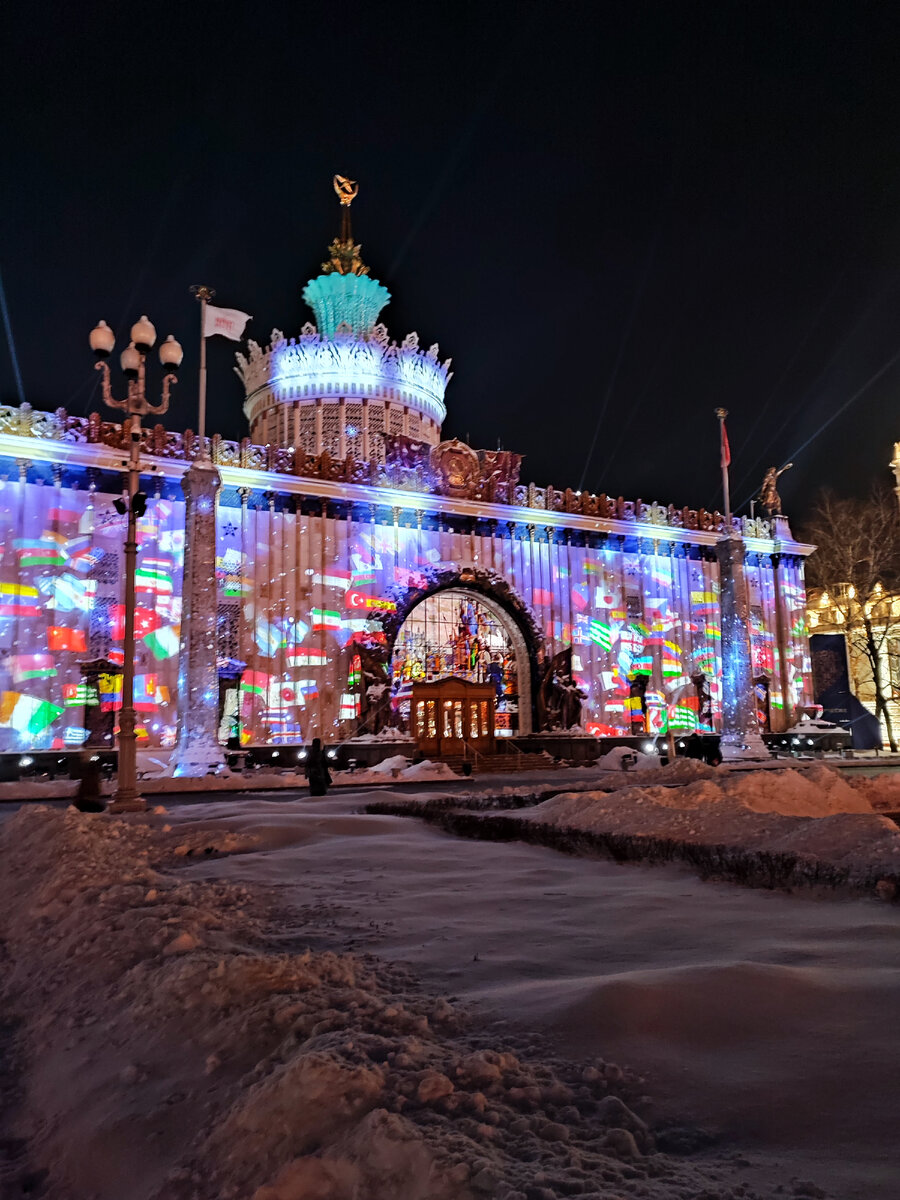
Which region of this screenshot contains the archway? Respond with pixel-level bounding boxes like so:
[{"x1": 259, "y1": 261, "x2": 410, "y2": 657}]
[
  {"x1": 391, "y1": 589, "x2": 530, "y2": 736},
  {"x1": 381, "y1": 568, "x2": 541, "y2": 737}
]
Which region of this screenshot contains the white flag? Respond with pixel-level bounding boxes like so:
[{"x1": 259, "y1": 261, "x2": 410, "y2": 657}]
[{"x1": 203, "y1": 304, "x2": 252, "y2": 341}]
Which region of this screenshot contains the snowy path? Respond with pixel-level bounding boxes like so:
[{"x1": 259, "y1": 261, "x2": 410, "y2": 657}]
[{"x1": 170, "y1": 788, "x2": 900, "y2": 1200}]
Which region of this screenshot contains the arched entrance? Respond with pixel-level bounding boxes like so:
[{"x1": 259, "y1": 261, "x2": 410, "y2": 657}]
[{"x1": 388, "y1": 584, "x2": 535, "y2": 737}]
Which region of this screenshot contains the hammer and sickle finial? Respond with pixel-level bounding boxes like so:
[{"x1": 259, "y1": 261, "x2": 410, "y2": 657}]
[{"x1": 333, "y1": 175, "x2": 359, "y2": 206}]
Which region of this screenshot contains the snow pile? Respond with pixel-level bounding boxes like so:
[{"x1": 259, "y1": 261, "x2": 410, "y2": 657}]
[
  {"x1": 0, "y1": 777, "x2": 81, "y2": 800},
  {"x1": 348, "y1": 728, "x2": 413, "y2": 743},
  {"x1": 532, "y1": 763, "x2": 874, "y2": 822},
  {"x1": 506, "y1": 765, "x2": 900, "y2": 886},
  {"x1": 365, "y1": 753, "x2": 411, "y2": 776},
  {"x1": 0, "y1": 805, "x2": 807, "y2": 1200},
  {"x1": 648, "y1": 757, "x2": 720, "y2": 785},
  {"x1": 400, "y1": 759, "x2": 458, "y2": 781},
  {"x1": 723, "y1": 764, "x2": 872, "y2": 817},
  {"x1": 335, "y1": 756, "x2": 459, "y2": 785},
  {"x1": 847, "y1": 771, "x2": 900, "y2": 812},
  {"x1": 599, "y1": 745, "x2": 661, "y2": 771}
]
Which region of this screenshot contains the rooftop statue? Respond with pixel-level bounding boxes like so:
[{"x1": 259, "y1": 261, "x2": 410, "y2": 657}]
[{"x1": 758, "y1": 463, "x2": 793, "y2": 516}]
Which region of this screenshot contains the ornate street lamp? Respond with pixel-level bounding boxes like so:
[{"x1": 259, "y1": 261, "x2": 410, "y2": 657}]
[{"x1": 90, "y1": 316, "x2": 183, "y2": 810}]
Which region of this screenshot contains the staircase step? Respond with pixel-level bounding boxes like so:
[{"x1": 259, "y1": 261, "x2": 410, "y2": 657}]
[{"x1": 427, "y1": 752, "x2": 563, "y2": 775}]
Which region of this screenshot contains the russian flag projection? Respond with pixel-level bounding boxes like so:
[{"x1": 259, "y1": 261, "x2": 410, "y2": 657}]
[{"x1": 0, "y1": 472, "x2": 813, "y2": 750}]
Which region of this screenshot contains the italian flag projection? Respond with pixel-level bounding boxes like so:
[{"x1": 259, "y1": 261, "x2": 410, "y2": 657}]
[
  {"x1": 143, "y1": 625, "x2": 180, "y2": 660},
  {"x1": 0, "y1": 691, "x2": 63, "y2": 736}
]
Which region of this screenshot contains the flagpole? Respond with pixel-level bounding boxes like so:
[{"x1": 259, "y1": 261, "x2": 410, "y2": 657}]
[
  {"x1": 714, "y1": 406, "x2": 731, "y2": 529},
  {"x1": 190, "y1": 285, "x2": 215, "y2": 460}
]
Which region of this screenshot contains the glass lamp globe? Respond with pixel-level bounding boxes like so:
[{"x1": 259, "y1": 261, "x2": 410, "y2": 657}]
[
  {"x1": 89, "y1": 320, "x2": 115, "y2": 358},
  {"x1": 120, "y1": 342, "x2": 141, "y2": 377},
  {"x1": 130, "y1": 314, "x2": 157, "y2": 353},
  {"x1": 159, "y1": 334, "x2": 183, "y2": 369}
]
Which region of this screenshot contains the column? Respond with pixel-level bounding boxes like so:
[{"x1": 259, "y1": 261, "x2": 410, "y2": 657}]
[
  {"x1": 717, "y1": 533, "x2": 769, "y2": 758},
  {"x1": 771, "y1": 554, "x2": 793, "y2": 733},
  {"x1": 172, "y1": 459, "x2": 226, "y2": 776}
]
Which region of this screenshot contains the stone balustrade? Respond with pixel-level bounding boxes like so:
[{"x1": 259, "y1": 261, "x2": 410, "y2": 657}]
[{"x1": 0, "y1": 402, "x2": 773, "y2": 537}]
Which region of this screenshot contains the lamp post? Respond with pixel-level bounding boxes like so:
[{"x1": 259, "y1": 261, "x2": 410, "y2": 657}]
[{"x1": 89, "y1": 316, "x2": 183, "y2": 810}]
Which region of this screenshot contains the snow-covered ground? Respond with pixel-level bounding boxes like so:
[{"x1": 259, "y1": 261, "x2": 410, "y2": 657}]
[
  {"x1": 5, "y1": 748, "x2": 900, "y2": 803},
  {"x1": 1, "y1": 773, "x2": 898, "y2": 1200},
  {"x1": 374, "y1": 761, "x2": 900, "y2": 894}
]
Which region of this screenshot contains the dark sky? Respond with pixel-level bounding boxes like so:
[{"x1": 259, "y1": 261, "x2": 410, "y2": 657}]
[{"x1": 2, "y1": 1, "x2": 900, "y2": 521}]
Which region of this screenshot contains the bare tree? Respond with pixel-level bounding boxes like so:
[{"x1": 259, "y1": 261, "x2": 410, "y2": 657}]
[{"x1": 802, "y1": 486, "x2": 900, "y2": 751}]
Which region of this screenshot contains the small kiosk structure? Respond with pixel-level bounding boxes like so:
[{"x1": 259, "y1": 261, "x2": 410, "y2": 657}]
[{"x1": 411, "y1": 677, "x2": 496, "y2": 757}]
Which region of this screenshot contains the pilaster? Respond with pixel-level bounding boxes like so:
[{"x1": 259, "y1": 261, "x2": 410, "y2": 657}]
[
  {"x1": 171, "y1": 459, "x2": 226, "y2": 776},
  {"x1": 717, "y1": 534, "x2": 770, "y2": 759}
]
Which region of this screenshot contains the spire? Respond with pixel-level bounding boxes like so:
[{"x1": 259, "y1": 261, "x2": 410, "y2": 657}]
[
  {"x1": 303, "y1": 176, "x2": 391, "y2": 337},
  {"x1": 321, "y1": 175, "x2": 369, "y2": 277}
]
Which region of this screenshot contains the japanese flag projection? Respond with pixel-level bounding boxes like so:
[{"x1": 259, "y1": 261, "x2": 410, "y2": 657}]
[{"x1": 203, "y1": 304, "x2": 252, "y2": 341}]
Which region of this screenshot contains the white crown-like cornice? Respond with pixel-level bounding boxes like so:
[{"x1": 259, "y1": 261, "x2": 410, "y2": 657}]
[{"x1": 236, "y1": 323, "x2": 452, "y2": 424}]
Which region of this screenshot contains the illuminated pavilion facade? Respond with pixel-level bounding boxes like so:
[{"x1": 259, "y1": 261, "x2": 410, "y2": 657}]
[{"x1": 0, "y1": 194, "x2": 814, "y2": 762}]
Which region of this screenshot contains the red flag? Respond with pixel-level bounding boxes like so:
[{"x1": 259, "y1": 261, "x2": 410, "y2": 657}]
[
  {"x1": 720, "y1": 421, "x2": 731, "y2": 468},
  {"x1": 48, "y1": 626, "x2": 87, "y2": 653}
]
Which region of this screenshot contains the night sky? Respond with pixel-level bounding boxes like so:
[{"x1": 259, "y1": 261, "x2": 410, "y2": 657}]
[{"x1": 3, "y1": 1, "x2": 900, "y2": 522}]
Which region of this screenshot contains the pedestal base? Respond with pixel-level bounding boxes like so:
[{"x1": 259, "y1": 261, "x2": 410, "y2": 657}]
[
  {"x1": 170, "y1": 742, "x2": 229, "y2": 779},
  {"x1": 108, "y1": 794, "x2": 147, "y2": 813},
  {"x1": 719, "y1": 731, "x2": 771, "y2": 761}
]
